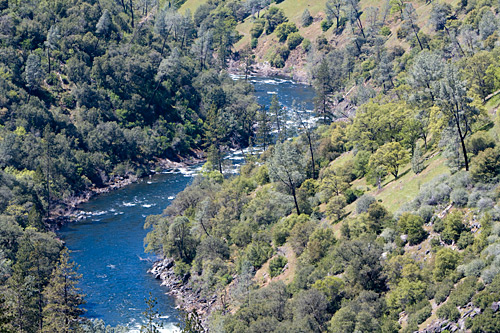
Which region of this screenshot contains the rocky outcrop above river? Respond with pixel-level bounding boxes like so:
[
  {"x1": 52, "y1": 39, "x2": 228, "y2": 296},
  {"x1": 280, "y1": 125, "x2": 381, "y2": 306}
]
[{"x1": 149, "y1": 258, "x2": 217, "y2": 330}]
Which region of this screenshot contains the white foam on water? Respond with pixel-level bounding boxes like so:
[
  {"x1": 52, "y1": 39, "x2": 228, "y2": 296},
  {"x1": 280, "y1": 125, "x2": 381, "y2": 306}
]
[
  {"x1": 267, "y1": 91, "x2": 277, "y2": 94},
  {"x1": 168, "y1": 196, "x2": 175, "y2": 200},
  {"x1": 142, "y1": 204, "x2": 155, "y2": 208},
  {"x1": 128, "y1": 321, "x2": 180, "y2": 333},
  {"x1": 122, "y1": 202, "x2": 136, "y2": 207}
]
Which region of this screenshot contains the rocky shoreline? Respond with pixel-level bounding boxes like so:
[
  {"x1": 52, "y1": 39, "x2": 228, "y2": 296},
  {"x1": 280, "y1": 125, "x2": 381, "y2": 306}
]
[
  {"x1": 47, "y1": 154, "x2": 205, "y2": 231},
  {"x1": 149, "y1": 258, "x2": 216, "y2": 329}
]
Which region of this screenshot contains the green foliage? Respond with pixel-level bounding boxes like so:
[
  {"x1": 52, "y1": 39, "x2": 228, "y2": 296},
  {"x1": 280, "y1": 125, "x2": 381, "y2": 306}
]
[
  {"x1": 398, "y1": 213, "x2": 427, "y2": 245},
  {"x1": 269, "y1": 256, "x2": 288, "y2": 278},
  {"x1": 441, "y1": 211, "x2": 467, "y2": 245},
  {"x1": 434, "y1": 248, "x2": 460, "y2": 282},
  {"x1": 321, "y1": 20, "x2": 333, "y2": 32},
  {"x1": 141, "y1": 293, "x2": 163, "y2": 333},
  {"x1": 471, "y1": 147, "x2": 500, "y2": 183},
  {"x1": 301, "y1": 9, "x2": 313, "y2": 27},
  {"x1": 287, "y1": 32, "x2": 303, "y2": 50},
  {"x1": 436, "y1": 303, "x2": 460, "y2": 321},
  {"x1": 275, "y1": 22, "x2": 298, "y2": 43}
]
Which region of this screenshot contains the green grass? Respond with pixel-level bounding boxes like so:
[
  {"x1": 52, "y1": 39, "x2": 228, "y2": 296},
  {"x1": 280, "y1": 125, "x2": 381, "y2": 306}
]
[
  {"x1": 373, "y1": 154, "x2": 449, "y2": 213},
  {"x1": 179, "y1": 0, "x2": 207, "y2": 13}
]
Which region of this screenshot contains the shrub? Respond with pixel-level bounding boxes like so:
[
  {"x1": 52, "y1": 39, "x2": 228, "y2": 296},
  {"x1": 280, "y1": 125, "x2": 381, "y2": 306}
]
[
  {"x1": 269, "y1": 255, "x2": 288, "y2": 278},
  {"x1": 321, "y1": 20, "x2": 333, "y2": 31},
  {"x1": 478, "y1": 197, "x2": 495, "y2": 210},
  {"x1": 398, "y1": 213, "x2": 427, "y2": 245},
  {"x1": 343, "y1": 188, "x2": 362, "y2": 204},
  {"x1": 251, "y1": 37, "x2": 258, "y2": 49},
  {"x1": 458, "y1": 259, "x2": 485, "y2": 278},
  {"x1": 450, "y1": 188, "x2": 469, "y2": 207},
  {"x1": 174, "y1": 261, "x2": 191, "y2": 278},
  {"x1": 250, "y1": 20, "x2": 265, "y2": 38},
  {"x1": 448, "y1": 277, "x2": 479, "y2": 307},
  {"x1": 436, "y1": 303, "x2": 460, "y2": 321},
  {"x1": 275, "y1": 22, "x2": 298, "y2": 42},
  {"x1": 326, "y1": 195, "x2": 347, "y2": 221},
  {"x1": 380, "y1": 26, "x2": 392, "y2": 36},
  {"x1": 471, "y1": 148, "x2": 500, "y2": 183},
  {"x1": 466, "y1": 131, "x2": 495, "y2": 156},
  {"x1": 287, "y1": 32, "x2": 303, "y2": 50},
  {"x1": 302, "y1": 38, "x2": 312, "y2": 51},
  {"x1": 434, "y1": 279, "x2": 454, "y2": 304},
  {"x1": 418, "y1": 205, "x2": 434, "y2": 224},
  {"x1": 457, "y1": 231, "x2": 474, "y2": 250},
  {"x1": 301, "y1": 9, "x2": 313, "y2": 27},
  {"x1": 356, "y1": 194, "x2": 376, "y2": 214},
  {"x1": 441, "y1": 211, "x2": 467, "y2": 244}
]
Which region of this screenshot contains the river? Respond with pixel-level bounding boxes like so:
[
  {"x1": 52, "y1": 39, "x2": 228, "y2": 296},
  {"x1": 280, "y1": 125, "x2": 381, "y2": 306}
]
[{"x1": 58, "y1": 76, "x2": 316, "y2": 331}]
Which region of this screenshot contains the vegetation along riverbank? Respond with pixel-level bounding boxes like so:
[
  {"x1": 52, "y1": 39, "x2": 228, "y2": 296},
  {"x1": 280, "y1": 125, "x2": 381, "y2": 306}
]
[{"x1": 2, "y1": 0, "x2": 500, "y2": 332}]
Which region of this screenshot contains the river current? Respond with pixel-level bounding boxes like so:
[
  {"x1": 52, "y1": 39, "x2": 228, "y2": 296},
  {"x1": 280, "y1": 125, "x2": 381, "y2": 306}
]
[{"x1": 58, "y1": 76, "x2": 315, "y2": 331}]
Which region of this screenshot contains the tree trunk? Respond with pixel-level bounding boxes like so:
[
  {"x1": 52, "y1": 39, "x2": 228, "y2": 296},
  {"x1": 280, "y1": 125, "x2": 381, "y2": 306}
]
[
  {"x1": 414, "y1": 28, "x2": 423, "y2": 50},
  {"x1": 291, "y1": 186, "x2": 300, "y2": 215},
  {"x1": 130, "y1": 0, "x2": 135, "y2": 28},
  {"x1": 455, "y1": 117, "x2": 469, "y2": 171},
  {"x1": 308, "y1": 135, "x2": 316, "y2": 179}
]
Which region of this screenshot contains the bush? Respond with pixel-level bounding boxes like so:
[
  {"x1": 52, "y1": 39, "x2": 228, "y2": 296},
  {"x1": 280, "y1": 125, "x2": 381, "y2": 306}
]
[
  {"x1": 466, "y1": 131, "x2": 495, "y2": 156},
  {"x1": 287, "y1": 32, "x2": 303, "y2": 50},
  {"x1": 436, "y1": 303, "x2": 460, "y2": 321},
  {"x1": 269, "y1": 255, "x2": 288, "y2": 278},
  {"x1": 418, "y1": 205, "x2": 434, "y2": 224},
  {"x1": 275, "y1": 22, "x2": 298, "y2": 42},
  {"x1": 408, "y1": 301, "x2": 432, "y2": 325},
  {"x1": 434, "y1": 279, "x2": 454, "y2": 304},
  {"x1": 380, "y1": 26, "x2": 391, "y2": 36},
  {"x1": 448, "y1": 276, "x2": 479, "y2": 307},
  {"x1": 326, "y1": 195, "x2": 347, "y2": 221},
  {"x1": 174, "y1": 261, "x2": 191, "y2": 278},
  {"x1": 457, "y1": 231, "x2": 474, "y2": 250},
  {"x1": 344, "y1": 188, "x2": 363, "y2": 204},
  {"x1": 302, "y1": 38, "x2": 312, "y2": 52},
  {"x1": 356, "y1": 194, "x2": 376, "y2": 214},
  {"x1": 478, "y1": 197, "x2": 495, "y2": 210},
  {"x1": 398, "y1": 213, "x2": 428, "y2": 245},
  {"x1": 251, "y1": 37, "x2": 258, "y2": 49},
  {"x1": 301, "y1": 9, "x2": 313, "y2": 27},
  {"x1": 321, "y1": 20, "x2": 333, "y2": 32},
  {"x1": 450, "y1": 188, "x2": 469, "y2": 207},
  {"x1": 251, "y1": 20, "x2": 265, "y2": 39},
  {"x1": 471, "y1": 148, "x2": 500, "y2": 183}
]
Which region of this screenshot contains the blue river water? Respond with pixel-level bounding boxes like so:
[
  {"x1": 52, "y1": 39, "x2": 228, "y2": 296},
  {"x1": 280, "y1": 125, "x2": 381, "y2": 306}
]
[{"x1": 58, "y1": 76, "x2": 315, "y2": 331}]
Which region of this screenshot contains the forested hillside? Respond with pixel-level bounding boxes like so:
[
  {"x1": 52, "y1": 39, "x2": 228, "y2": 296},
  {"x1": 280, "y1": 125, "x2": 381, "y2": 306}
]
[
  {"x1": 144, "y1": 0, "x2": 500, "y2": 332},
  {"x1": 0, "y1": 0, "x2": 260, "y2": 331}
]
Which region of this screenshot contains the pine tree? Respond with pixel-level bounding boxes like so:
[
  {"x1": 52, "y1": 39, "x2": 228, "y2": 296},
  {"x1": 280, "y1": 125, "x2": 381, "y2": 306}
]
[
  {"x1": 42, "y1": 248, "x2": 84, "y2": 333},
  {"x1": 24, "y1": 54, "x2": 42, "y2": 102},
  {"x1": 140, "y1": 293, "x2": 163, "y2": 333},
  {"x1": 44, "y1": 25, "x2": 60, "y2": 74}
]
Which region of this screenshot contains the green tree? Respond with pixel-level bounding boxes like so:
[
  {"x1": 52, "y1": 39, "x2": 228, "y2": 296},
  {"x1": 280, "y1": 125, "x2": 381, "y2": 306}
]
[
  {"x1": 326, "y1": 0, "x2": 344, "y2": 30},
  {"x1": 369, "y1": 142, "x2": 410, "y2": 180},
  {"x1": 301, "y1": 9, "x2": 313, "y2": 27},
  {"x1": 140, "y1": 293, "x2": 163, "y2": 333},
  {"x1": 44, "y1": 26, "x2": 60, "y2": 75},
  {"x1": 24, "y1": 54, "x2": 43, "y2": 101},
  {"x1": 433, "y1": 248, "x2": 459, "y2": 281},
  {"x1": 275, "y1": 22, "x2": 298, "y2": 43},
  {"x1": 264, "y1": 7, "x2": 287, "y2": 34},
  {"x1": 268, "y1": 141, "x2": 306, "y2": 215},
  {"x1": 436, "y1": 64, "x2": 480, "y2": 171},
  {"x1": 402, "y1": 3, "x2": 423, "y2": 50},
  {"x1": 42, "y1": 248, "x2": 84, "y2": 333},
  {"x1": 398, "y1": 213, "x2": 427, "y2": 245}
]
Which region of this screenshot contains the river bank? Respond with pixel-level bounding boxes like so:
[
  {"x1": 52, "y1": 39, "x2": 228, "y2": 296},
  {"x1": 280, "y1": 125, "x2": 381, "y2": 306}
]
[
  {"x1": 149, "y1": 258, "x2": 217, "y2": 329},
  {"x1": 48, "y1": 153, "x2": 205, "y2": 231}
]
